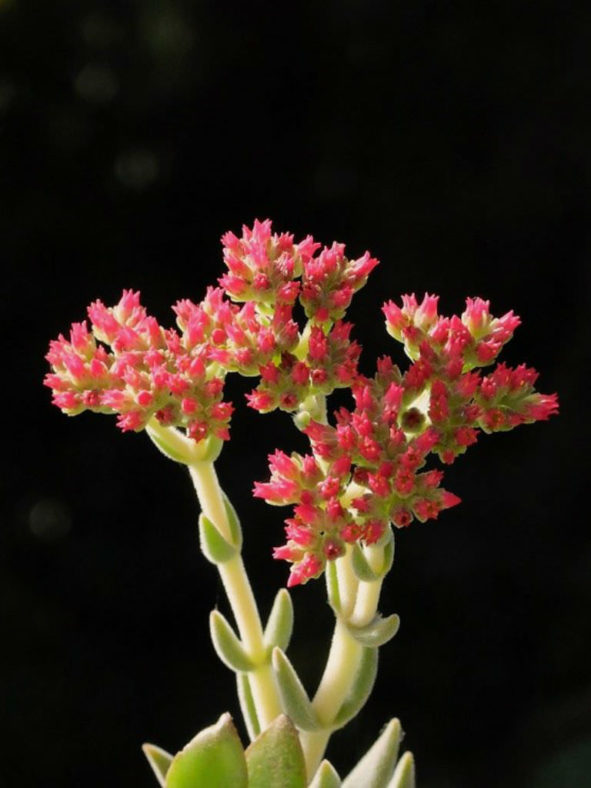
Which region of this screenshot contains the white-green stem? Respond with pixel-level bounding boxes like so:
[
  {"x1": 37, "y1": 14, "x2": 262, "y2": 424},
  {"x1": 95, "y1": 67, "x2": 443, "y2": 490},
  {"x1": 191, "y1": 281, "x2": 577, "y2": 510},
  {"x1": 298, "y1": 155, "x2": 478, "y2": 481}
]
[
  {"x1": 300, "y1": 547, "x2": 385, "y2": 777},
  {"x1": 188, "y1": 459, "x2": 283, "y2": 732},
  {"x1": 350, "y1": 544, "x2": 386, "y2": 628},
  {"x1": 146, "y1": 419, "x2": 282, "y2": 733}
]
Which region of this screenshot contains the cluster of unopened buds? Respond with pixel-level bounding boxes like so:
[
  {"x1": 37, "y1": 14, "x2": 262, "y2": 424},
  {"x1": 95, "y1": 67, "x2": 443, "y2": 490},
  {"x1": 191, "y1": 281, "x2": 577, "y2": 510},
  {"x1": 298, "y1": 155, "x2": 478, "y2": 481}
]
[{"x1": 45, "y1": 220, "x2": 558, "y2": 786}]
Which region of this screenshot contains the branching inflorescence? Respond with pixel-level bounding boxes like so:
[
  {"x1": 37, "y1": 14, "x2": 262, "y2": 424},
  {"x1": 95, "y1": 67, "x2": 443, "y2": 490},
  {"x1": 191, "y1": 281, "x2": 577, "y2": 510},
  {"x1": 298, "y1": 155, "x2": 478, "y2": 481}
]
[{"x1": 45, "y1": 219, "x2": 558, "y2": 785}]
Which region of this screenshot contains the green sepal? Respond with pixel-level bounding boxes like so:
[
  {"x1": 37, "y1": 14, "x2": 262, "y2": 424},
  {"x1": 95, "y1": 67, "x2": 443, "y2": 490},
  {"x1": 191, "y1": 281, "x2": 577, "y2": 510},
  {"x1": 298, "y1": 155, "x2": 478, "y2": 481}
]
[
  {"x1": 333, "y1": 646, "x2": 378, "y2": 728},
  {"x1": 309, "y1": 760, "x2": 342, "y2": 788},
  {"x1": 165, "y1": 712, "x2": 247, "y2": 788},
  {"x1": 222, "y1": 493, "x2": 243, "y2": 550},
  {"x1": 209, "y1": 610, "x2": 255, "y2": 672},
  {"x1": 342, "y1": 718, "x2": 402, "y2": 788},
  {"x1": 245, "y1": 714, "x2": 307, "y2": 788},
  {"x1": 236, "y1": 673, "x2": 261, "y2": 741},
  {"x1": 346, "y1": 614, "x2": 400, "y2": 648},
  {"x1": 263, "y1": 589, "x2": 294, "y2": 652},
  {"x1": 387, "y1": 752, "x2": 415, "y2": 788},
  {"x1": 325, "y1": 560, "x2": 342, "y2": 615},
  {"x1": 272, "y1": 648, "x2": 323, "y2": 732},
  {"x1": 142, "y1": 743, "x2": 173, "y2": 786},
  {"x1": 199, "y1": 513, "x2": 238, "y2": 564}
]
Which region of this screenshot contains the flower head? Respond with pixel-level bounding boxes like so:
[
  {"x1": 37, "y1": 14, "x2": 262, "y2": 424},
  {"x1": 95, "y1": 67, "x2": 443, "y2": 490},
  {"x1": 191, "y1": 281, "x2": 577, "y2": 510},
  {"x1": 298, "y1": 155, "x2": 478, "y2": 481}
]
[
  {"x1": 261, "y1": 290, "x2": 558, "y2": 585},
  {"x1": 45, "y1": 289, "x2": 234, "y2": 442},
  {"x1": 219, "y1": 219, "x2": 319, "y2": 305}
]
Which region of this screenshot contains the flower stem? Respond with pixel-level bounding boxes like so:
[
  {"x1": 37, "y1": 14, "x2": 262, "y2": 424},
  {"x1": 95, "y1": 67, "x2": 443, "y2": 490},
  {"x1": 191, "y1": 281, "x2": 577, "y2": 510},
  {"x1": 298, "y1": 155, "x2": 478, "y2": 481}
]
[
  {"x1": 301, "y1": 619, "x2": 364, "y2": 776},
  {"x1": 188, "y1": 460, "x2": 283, "y2": 733},
  {"x1": 300, "y1": 547, "x2": 385, "y2": 777}
]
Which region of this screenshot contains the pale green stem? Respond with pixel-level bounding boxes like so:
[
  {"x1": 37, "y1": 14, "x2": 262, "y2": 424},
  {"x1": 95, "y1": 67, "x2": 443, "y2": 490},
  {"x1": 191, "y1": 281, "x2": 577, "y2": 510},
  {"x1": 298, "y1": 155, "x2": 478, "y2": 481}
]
[
  {"x1": 187, "y1": 459, "x2": 283, "y2": 732},
  {"x1": 349, "y1": 576, "x2": 384, "y2": 628},
  {"x1": 350, "y1": 544, "x2": 386, "y2": 628},
  {"x1": 188, "y1": 460, "x2": 233, "y2": 544},
  {"x1": 300, "y1": 547, "x2": 385, "y2": 777}
]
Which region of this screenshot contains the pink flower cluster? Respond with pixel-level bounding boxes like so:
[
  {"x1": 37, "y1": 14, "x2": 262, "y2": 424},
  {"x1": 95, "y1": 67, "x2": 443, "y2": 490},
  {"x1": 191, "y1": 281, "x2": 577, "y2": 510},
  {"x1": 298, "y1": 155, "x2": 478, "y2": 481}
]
[
  {"x1": 45, "y1": 289, "x2": 233, "y2": 440},
  {"x1": 45, "y1": 220, "x2": 377, "y2": 436},
  {"x1": 255, "y1": 294, "x2": 558, "y2": 586},
  {"x1": 45, "y1": 220, "x2": 559, "y2": 587}
]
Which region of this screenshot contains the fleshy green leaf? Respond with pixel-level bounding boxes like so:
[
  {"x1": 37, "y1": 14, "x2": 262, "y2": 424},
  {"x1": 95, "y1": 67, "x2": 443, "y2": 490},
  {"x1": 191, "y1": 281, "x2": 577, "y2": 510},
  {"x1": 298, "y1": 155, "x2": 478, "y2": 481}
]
[
  {"x1": 309, "y1": 760, "x2": 342, "y2": 788},
  {"x1": 222, "y1": 493, "x2": 243, "y2": 550},
  {"x1": 199, "y1": 513, "x2": 238, "y2": 564},
  {"x1": 333, "y1": 647, "x2": 378, "y2": 728},
  {"x1": 272, "y1": 648, "x2": 323, "y2": 732},
  {"x1": 264, "y1": 589, "x2": 294, "y2": 652},
  {"x1": 387, "y1": 752, "x2": 415, "y2": 788},
  {"x1": 245, "y1": 714, "x2": 307, "y2": 788},
  {"x1": 165, "y1": 713, "x2": 247, "y2": 788},
  {"x1": 209, "y1": 611, "x2": 255, "y2": 672},
  {"x1": 346, "y1": 614, "x2": 400, "y2": 648},
  {"x1": 236, "y1": 673, "x2": 261, "y2": 741},
  {"x1": 142, "y1": 743, "x2": 173, "y2": 786},
  {"x1": 342, "y1": 719, "x2": 402, "y2": 788}
]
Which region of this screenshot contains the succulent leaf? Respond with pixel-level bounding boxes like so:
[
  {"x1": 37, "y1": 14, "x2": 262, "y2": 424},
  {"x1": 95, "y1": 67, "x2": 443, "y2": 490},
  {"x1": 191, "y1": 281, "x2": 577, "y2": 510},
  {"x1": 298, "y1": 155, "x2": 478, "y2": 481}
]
[
  {"x1": 209, "y1": 610, "x2": 255, "y2": 672},
  {"x1": 272, "y1": 648, "x2": 323, "y2": 732},
  {"x1": 165, "y1": 713, "x2": 247, "y2": 788},
  {"x1": 264, "y1": 588, "x2": 294, "y2": 652},
  {"x1": 346, "y1": 614, "x2": 400, "y2": 649},
  {"x1": 146, "y1": 427, "x2": 193, "y2": 464},
  {"x1": 351, "y1": 543, "x2": 380, "y2": 582},
  {"x1": 222, "y1": 493, "x2": 243, "y2": 549},
  {"x1": 245, "y1": 714, "x2": 307, "y2": 788},
  {"x1": 199, "y1": 513, "x2": 238, "y2": 564},
  {"x1": 342, "y1": 718, "x2": 402, "y2": 788},
  {"x1": 387, "y1": 752, "x2": 415, "y2": 788},
  {"x1": 142, "y1": 743, "x2": 173, "y2": 786},
  {"x1": 309, "y1": 760, "x2": 342, "y2": 788}
]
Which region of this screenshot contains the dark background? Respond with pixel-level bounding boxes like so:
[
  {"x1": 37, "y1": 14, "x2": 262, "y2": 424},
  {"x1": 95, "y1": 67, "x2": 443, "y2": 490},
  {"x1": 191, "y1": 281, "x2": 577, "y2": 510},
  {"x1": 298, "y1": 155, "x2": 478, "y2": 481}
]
[{"x1": 1, "y1": 1, "x2": 589, "y2": 786}]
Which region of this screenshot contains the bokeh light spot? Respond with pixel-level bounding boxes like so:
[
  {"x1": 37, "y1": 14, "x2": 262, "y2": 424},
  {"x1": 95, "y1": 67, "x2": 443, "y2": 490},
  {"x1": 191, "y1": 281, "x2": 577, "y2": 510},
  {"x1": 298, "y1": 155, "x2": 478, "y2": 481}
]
[
  {"x1": 75, "y1": 63, "x2": 119, "y2": 103},
  {"x1": 28, "y1": 498, "x2": 72, "y2": 541},
  {"x1": 114, "y1": 149, "x2": 159, "y2": 190}
]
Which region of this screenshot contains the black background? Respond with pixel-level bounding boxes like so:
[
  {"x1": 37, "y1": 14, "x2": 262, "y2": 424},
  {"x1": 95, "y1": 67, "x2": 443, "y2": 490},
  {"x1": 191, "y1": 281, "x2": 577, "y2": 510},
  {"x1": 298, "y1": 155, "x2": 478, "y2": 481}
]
[{"x1": 1, "y1": 1, "x2": 589, "y2": 786}]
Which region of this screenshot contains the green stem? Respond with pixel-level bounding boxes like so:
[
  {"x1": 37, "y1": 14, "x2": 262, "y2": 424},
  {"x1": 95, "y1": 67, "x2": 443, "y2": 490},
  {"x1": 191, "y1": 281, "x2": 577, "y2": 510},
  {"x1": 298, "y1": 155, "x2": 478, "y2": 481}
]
[
  {"x1": 187, "y1": 460, "x2": 283, "y2": 733},
  {"x1": 350, "y1": 544, "x2": 386, "y2": 628},
  {"x1": 300, "y1": 620, "x2": 363, "y2": 776},
  {"x1": 300, "y1": 548, "x2": 385, "y2": 777},
  {"x1": 146, "y1": 420, "x2": 282, "y2": 733}
]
